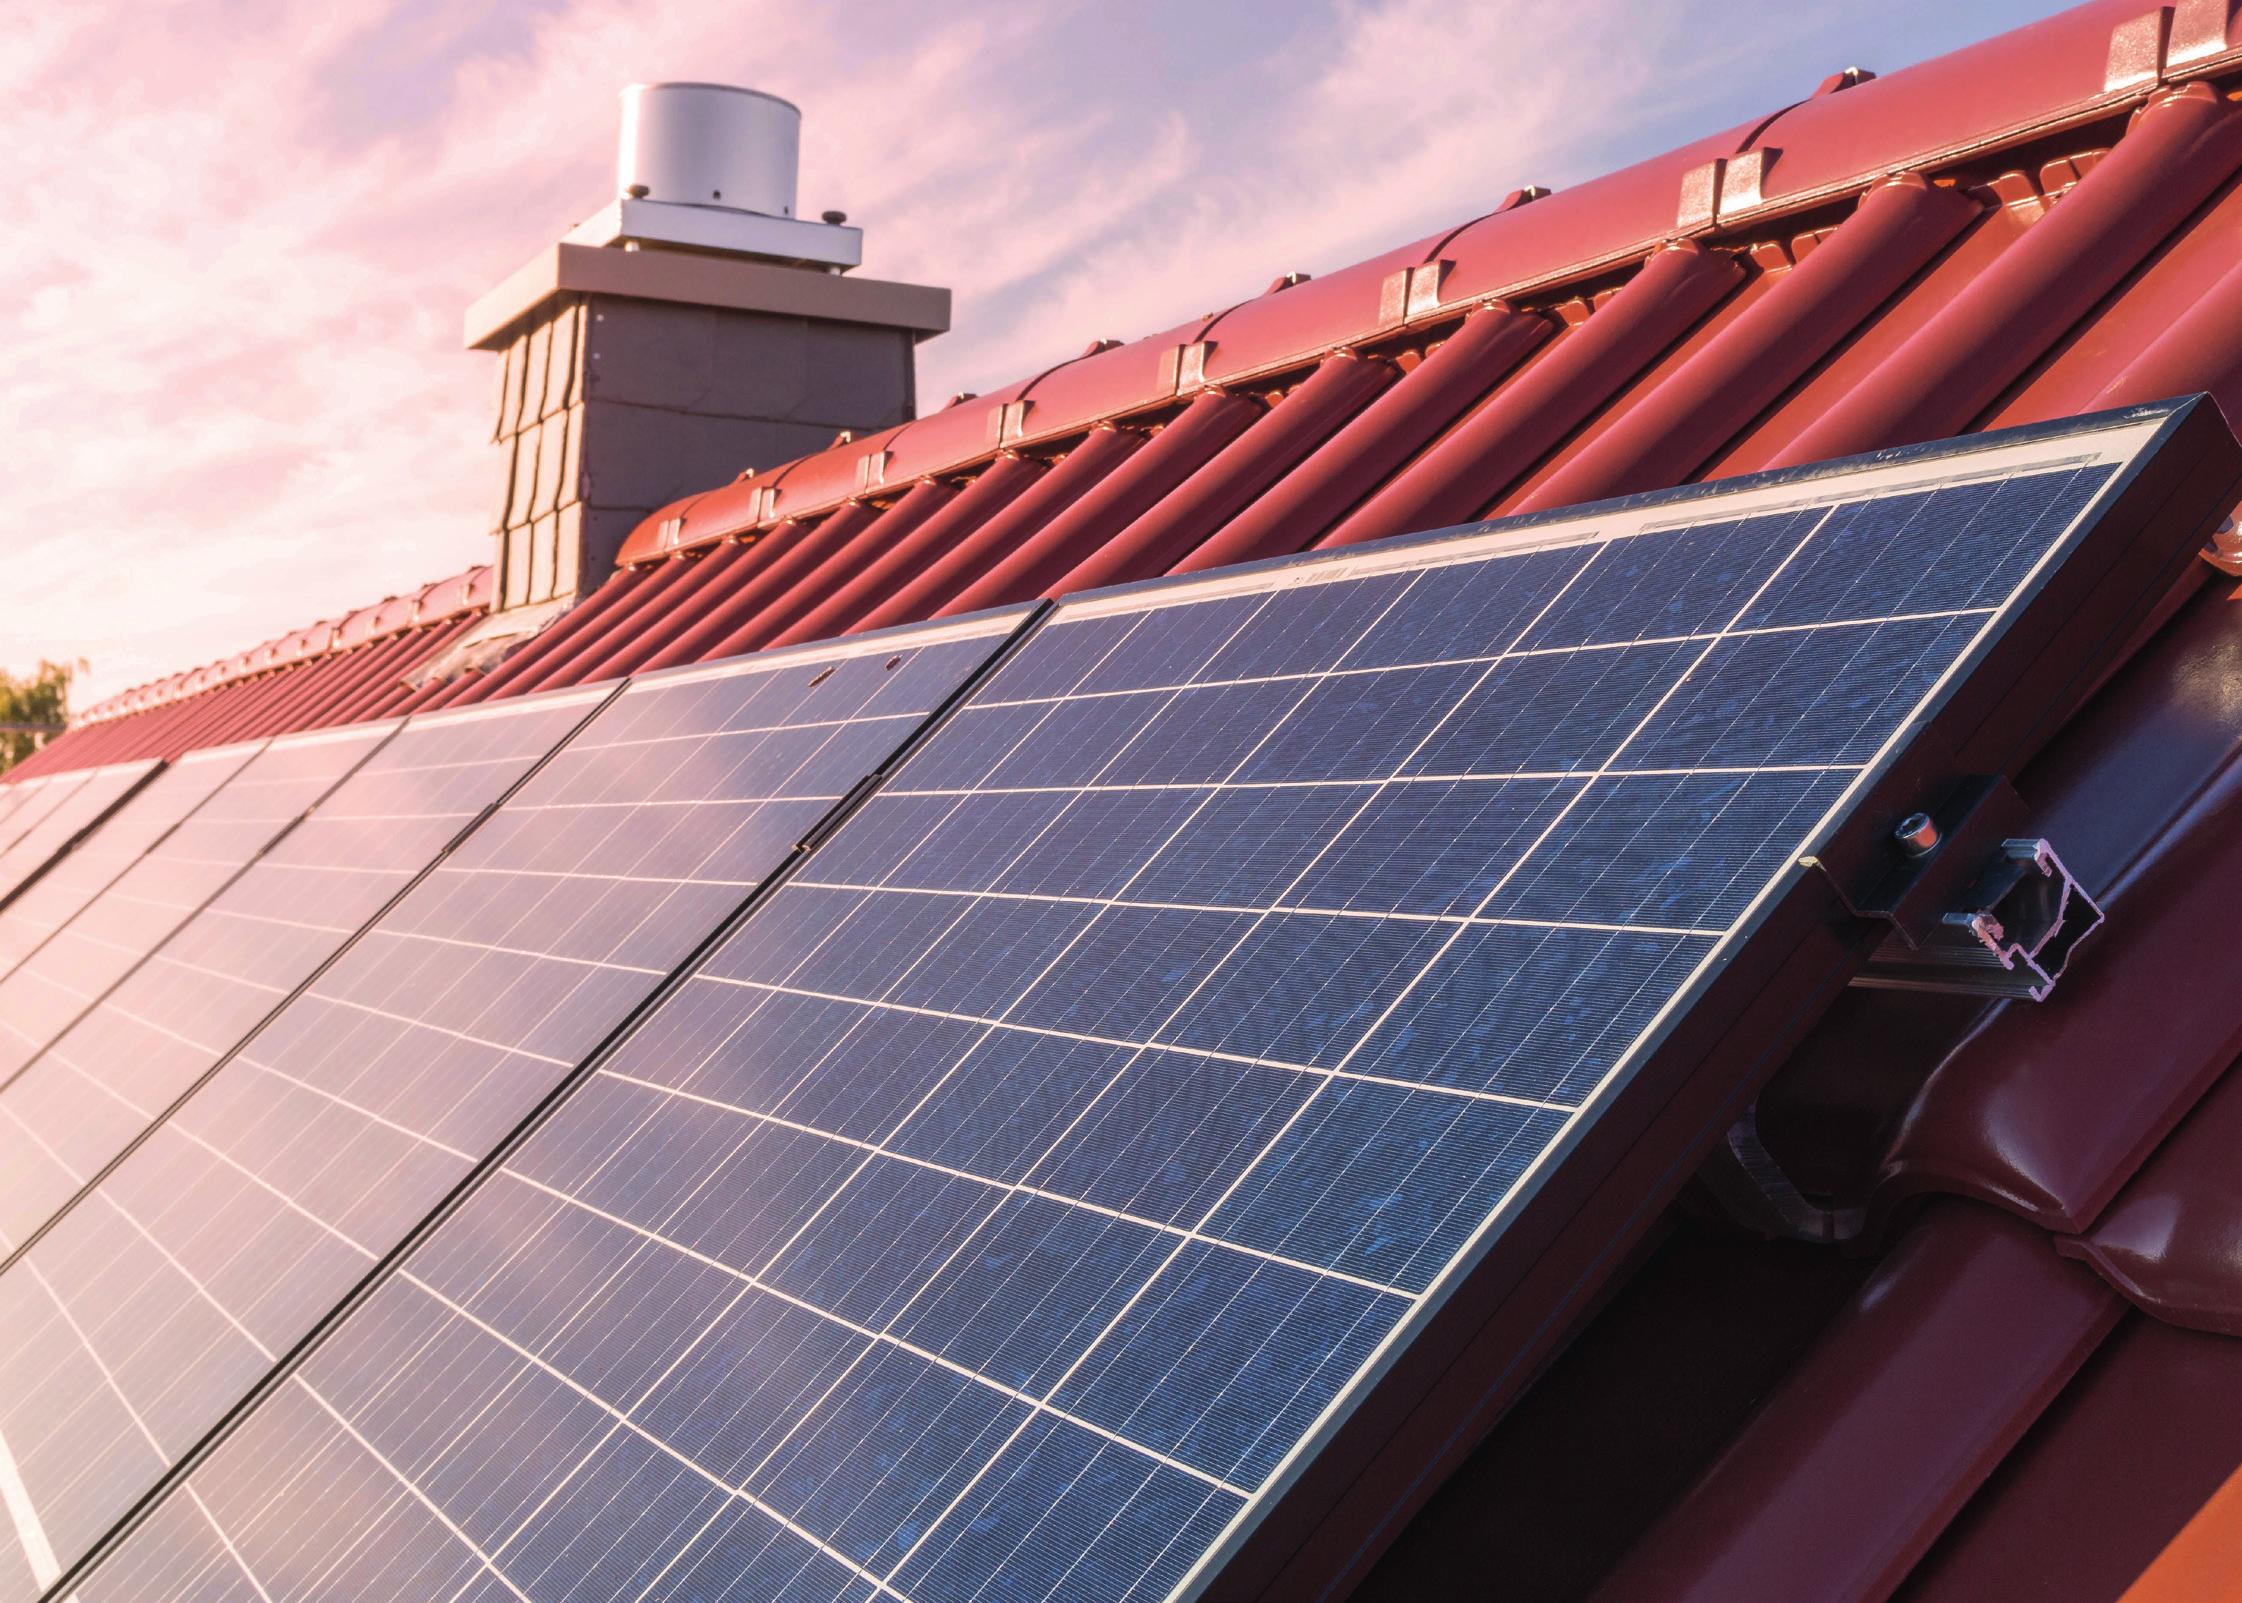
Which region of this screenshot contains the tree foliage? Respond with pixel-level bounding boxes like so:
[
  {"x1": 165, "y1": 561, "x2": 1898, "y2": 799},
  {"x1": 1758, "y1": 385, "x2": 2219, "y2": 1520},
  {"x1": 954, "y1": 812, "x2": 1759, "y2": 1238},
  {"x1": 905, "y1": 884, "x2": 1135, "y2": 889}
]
[{"x1": 0, "y1": 660, "x2": 75, "y2": 773}]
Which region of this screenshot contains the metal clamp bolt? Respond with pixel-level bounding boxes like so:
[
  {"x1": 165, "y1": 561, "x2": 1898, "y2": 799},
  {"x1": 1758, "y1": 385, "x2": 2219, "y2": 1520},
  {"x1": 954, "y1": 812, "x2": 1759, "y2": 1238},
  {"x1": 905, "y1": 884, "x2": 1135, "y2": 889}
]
[{"x1": 1892, "y1": 812, "x2": 1941, "y2": 857}]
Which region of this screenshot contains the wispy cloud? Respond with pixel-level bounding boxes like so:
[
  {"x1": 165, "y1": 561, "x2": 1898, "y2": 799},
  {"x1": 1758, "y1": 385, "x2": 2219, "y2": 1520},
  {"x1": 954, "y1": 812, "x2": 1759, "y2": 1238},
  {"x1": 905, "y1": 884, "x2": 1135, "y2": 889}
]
[{"x1": 0, "y1": 0, "x2": 2047, "y2": 705}]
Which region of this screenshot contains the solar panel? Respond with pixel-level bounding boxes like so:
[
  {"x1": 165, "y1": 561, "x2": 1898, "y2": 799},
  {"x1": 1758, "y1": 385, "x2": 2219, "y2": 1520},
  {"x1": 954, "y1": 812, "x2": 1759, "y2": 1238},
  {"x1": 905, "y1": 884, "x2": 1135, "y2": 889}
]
[
  {"x1": 0, "y1": 691, "x2": 612, "y2": 1258},
  {"x1": 0, "y1": 729, "x2": 393, "y2": 1084},
  {"x1": 0, "y1": 773, "x2": 90, "y2": 859},
  {"x1": 0, "y1": 613, "x2": 1027, "y2": 1600},
  {"x1": 0, "y1": 761, "x2": 162, "y2": 911},
  {"x1": 57, "y1": 403, "x2": 2233, "y2": 1603},
  {"x1": 0, "y1": 755, "x2": 253, "y2": 981},
  {"x1": 0, "y1": 775, "x2": 44, "y2": 842}
]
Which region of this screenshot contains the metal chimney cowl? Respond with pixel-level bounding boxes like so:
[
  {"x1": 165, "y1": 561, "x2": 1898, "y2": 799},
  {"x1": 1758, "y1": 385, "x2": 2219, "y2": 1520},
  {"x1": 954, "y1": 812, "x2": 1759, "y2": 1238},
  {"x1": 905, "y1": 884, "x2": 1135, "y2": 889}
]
[
  {"x1": 566, "y1": 82, "x2": 862, "y2": 270},
  {"x1": 619, "y1": 82, "x2": 800, "y2": 216}
]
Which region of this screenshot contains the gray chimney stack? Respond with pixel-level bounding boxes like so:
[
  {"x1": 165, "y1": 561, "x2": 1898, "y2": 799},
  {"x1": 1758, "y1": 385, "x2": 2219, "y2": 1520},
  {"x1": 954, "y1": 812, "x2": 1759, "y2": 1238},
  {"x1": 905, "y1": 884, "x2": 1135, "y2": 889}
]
[{"x1": 463, "y1": 83, "x2": 949, "y2": 620}]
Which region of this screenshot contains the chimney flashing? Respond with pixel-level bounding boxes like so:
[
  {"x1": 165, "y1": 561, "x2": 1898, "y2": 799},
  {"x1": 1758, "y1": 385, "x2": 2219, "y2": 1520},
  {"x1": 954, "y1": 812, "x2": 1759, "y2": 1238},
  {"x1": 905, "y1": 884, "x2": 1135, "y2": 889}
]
[{"x1": 465, "y1": 241, "x2": 948, "y2": 351}]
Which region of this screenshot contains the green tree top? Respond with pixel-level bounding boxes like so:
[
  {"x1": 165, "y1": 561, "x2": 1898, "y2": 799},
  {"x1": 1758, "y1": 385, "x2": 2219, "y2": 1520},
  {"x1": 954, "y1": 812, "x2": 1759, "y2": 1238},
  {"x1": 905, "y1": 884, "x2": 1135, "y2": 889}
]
[{"x1": 0, "y1": 660, "x2": 75, "y2": 774}]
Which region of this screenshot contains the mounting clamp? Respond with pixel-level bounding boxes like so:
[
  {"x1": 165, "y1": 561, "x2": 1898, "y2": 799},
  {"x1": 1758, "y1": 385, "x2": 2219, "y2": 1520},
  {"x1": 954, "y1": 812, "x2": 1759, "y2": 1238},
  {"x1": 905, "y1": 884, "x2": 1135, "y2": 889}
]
[
  {"x1": 1852, "y1": 837, "x2": 2102, "y2": 1001},
  {"x1": 1804, "y1": 774, "x2": 2103, "y2": 1001}
]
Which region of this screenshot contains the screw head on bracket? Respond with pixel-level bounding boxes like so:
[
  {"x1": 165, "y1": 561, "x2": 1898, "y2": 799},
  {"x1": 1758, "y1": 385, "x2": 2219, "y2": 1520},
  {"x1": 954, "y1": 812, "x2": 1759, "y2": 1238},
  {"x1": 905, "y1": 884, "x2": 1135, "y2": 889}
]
[{"x1": 1893, "y1": 812, "x2": 1941, "y2": 857}]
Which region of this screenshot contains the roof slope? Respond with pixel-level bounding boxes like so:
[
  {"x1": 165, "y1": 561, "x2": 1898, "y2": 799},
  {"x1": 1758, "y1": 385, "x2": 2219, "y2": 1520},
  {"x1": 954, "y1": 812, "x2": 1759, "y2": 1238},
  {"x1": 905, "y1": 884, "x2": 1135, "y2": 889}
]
[{"x1": 20, "y1": 5, "x2": 2242, "y2": 1596}]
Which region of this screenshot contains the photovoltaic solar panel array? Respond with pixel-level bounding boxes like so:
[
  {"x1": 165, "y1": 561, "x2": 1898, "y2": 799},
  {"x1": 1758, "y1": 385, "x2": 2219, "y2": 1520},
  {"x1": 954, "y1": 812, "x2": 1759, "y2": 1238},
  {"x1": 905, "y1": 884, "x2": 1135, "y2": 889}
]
[
  {"x1": 0, "y1": 407, "x2": 2216, "y2": 1603},
  {"x1": 0, "y1": 762, "x2": 162, "y2": 909},
  {"x1": 0, "y1": 615, "x2": 1030, "y2": 1600},
  {"x1": 2, "y1": 408, "x2": 2186, "y2": 1603}
]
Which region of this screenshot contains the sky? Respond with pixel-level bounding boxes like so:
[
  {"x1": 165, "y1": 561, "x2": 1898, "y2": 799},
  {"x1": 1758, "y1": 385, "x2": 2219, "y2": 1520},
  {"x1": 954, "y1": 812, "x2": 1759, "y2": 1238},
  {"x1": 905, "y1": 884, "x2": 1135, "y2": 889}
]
[{"x1": 1, "y1": 0, "x2": 2063, "y2": 706}]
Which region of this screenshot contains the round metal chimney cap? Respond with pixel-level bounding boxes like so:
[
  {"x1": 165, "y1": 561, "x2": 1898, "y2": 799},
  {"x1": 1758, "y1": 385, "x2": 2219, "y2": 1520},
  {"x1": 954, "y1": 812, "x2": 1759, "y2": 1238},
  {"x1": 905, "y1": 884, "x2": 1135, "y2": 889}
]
[{"x1": 617, "y1": 82, "x2": 802, "y2": 217}]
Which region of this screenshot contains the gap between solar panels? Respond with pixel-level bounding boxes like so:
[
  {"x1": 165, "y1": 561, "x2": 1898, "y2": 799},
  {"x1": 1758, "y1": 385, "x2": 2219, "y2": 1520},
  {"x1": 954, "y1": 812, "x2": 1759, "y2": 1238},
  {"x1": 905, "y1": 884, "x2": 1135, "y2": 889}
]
[
  {"x1": 42, "y1": 400, "x2": 2239, "y2": 1603},
  {"x1": 0, "y1": 610, "x2": 1039, "y2": 1603}
]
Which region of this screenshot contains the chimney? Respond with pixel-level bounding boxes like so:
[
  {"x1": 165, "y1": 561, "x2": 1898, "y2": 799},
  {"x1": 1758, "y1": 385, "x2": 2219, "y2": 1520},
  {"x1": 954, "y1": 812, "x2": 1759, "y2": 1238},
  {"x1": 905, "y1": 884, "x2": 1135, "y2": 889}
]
[{"x1": 464, "y1": 83, "x2": 949, "y2": 617}]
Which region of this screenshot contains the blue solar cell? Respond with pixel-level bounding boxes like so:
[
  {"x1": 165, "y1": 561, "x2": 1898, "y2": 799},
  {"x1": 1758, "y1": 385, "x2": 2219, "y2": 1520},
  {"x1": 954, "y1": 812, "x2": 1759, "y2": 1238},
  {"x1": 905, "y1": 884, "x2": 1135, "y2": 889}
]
[
  {"x1": 897, "y1": 700, "x2": 1066, "y2": 793},
  {"x1": 1160, "y1": 911, "x2": 1455, "y2": 1064},
  {"x1": 1404, "y1": 638, "x2": 1699, "y2": 776},
  {"x1": 1520, "y1": 510, "x2": 1818, "y2": 649},
  {"x1": 888, "y1": 1412, "x2": 1239, "y2": 1603},
  {"x1": 811, "y1": 790, "x2": 1066, "y2": 894},
  {"x1": 1053, "y1": 1240, "x2": 1406, "y2": 1485},
  {"x1": 1630, "y1": 613, "x2": 1983, "y2": 768},
  {"x1": 1074, "y1": 593, "x2": 1266, "y2": 695},
  {"x1": 1335, "y1": 542, "x2": 1589, "y2": 671},
  {"x1": 1200, "y1": 571, "x2": 1414, "y2": 682},
  {"x1": 1234, "y1": 662, "x2": 1480, "y2": 783},
  {"x1": 1132, "y1": 783, "x2": 1373, "y2": 906},
  {"x1": 890, "y1": 1031, "x2": 1139, "y2": 1183},
  {"x1": 750, "y1": 1342, "x2": 1026, "y2": 1569},
  {"x1": 1023, "y1": 1048, "x2": 1316, "y2": 1227},
  {"x1": 1740, "y1": 467, "x2": 2115, "y2": 628},
  {"x1": 1098, "y1": 679, "x2": 1327, "y2": 786},
  {"x1": 882, "y1": 896, "x2": 1096, "y2": 1016},
  {"x1": 1489, "y1": 769, "x2": 1856, "y2": 928},
  {"x1": 1011, "y1": 905, "x2": 1260, "y2": 1040},
  {"x1": 1207, "y1": 1079, "x2": 1572, "y2": 1290},
  {"x1": 765, "y1": 1157, "x2": 1001, "y2": 1329},
  {"x1": 1291, "y1": 776, "x2": 1582, "y2": 917},
  {"x1": 1348, "y1": 923, "x2": 1715, "y2": 1101},
  {"x1": 894, "y1": 1195, "x2": 1168, "y2": 1394},
  {"x1": 991, "y1": 788, "x2": 1213, "y2": 899},
  {"x1": 752, "y1": 1004, "x2": 985, "y2": 1144},
  {"x1": 72, "y1": 415, "x2": 2182, "y2": 1603}
]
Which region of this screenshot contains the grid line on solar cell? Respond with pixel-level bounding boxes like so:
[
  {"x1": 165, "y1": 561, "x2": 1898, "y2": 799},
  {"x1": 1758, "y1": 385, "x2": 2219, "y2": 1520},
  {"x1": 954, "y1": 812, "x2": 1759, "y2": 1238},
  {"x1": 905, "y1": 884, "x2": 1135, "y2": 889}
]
[
  {"x1": 63, "y1": 421, "x2": 2169, "y2": 1603},
  {"x1": 0, "y1": 618, "x2": 1031, "y2": 1603},
  {"x1": 786, "y1": 877, "x2": 1746, "y2": 934},
  {"x1": 586, "y1": 1068, "x2": 1423, "y2": 1296},
  {"x1": 686, "y1": 978, "x2": 1574, "y2": 1113}
]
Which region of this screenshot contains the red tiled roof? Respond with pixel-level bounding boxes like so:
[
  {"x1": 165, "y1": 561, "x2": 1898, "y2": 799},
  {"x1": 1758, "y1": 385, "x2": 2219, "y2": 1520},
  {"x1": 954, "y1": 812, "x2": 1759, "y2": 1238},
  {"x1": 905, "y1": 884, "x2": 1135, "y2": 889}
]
[
  {"x1": 8, "y1": 566, "x2": 492, "y2": 778},
  {"x1": 19, "y1": 7, "x2": 2242, "y2": 1595},
  {"x1": 405, "y1": 31, "x2": 2242, "y2": 713}
]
